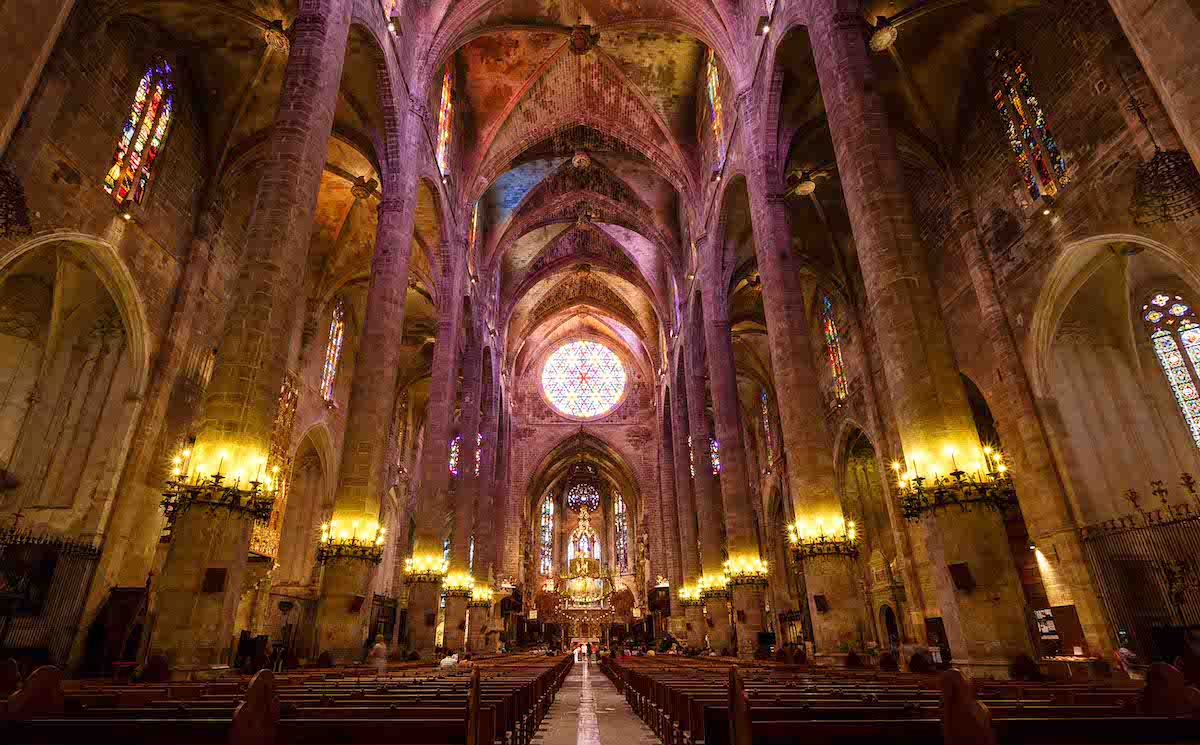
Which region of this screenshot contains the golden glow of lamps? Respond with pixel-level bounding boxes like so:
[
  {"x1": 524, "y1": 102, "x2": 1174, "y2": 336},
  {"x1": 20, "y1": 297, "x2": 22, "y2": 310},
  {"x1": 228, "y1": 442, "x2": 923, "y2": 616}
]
[
  {"x1": 678, "y1": 584, "x2": 704, "y2": 607},
  {"x1": 161, "y1": 445, "x2": 277, "y2": 532},
  {"x1": 723, "y1": 556, "x2": 770, "y2": 588},
  {"x1": 404, "y1": 553, "x2": 450, "y2": 583},
  {"x1": 316, "y1": 519, "x2": 386, "y2": 564},
  {"x1": 469, "y1": 585, "x2": 494, "y2": 607},
  {"x1": 697, "y1": 572, "x2": 731, "y2": 599},
  {"x1": 892, "y1": 444, "x2": 1016, "y2": 522},
  {"x1": 788, "y1": 515, "x2": 860, "y2": 560},
  {"x1": 443, "y1": 571, "x2": 476, "y2": 598}
]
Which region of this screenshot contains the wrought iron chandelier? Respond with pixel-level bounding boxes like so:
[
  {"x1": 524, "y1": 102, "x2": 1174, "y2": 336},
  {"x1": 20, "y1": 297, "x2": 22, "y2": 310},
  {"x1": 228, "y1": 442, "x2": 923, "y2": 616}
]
[
  {"x1": 1122, "y1": 70, "x2": 1200, "y2": 225},
  {"x1": 893, "y1": 447, "x2": 1017, "y2": 522},
  {"x1": 161, "y1": 448, "x2": 277, "y2": 534},
  {"x1": 0, "y1": 159, "x2": 32, "y2": 239},
  {"x1": 317, "y1": 520, "x2": 386, "y2": 564},
  {"x1": 788, "y1": 516, "x2": 860, "y2": 560}
]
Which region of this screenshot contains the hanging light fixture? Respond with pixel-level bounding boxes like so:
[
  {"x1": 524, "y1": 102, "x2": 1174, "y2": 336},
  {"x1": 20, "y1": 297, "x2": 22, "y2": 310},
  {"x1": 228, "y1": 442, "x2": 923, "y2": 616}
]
[
  {"x1": 1122, "y1": 69, "x2": 1200, "y2": 225},
  {"x1": 0, "y1": 159, "x2": 32, "y2": 239}
]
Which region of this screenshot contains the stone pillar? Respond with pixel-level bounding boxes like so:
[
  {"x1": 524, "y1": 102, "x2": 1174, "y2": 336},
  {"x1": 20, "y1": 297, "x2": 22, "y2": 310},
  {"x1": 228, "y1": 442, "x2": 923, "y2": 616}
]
[
  {"x1": 1106, "y1": 0, "x2": 1200, "y2": 168},
  {"x1": 809, "y1": 2, "x2": 1031, "y2": 674},
  {"x1": 731, "y1": 583, "x2": 767, "y2": 658},
  {"x1": 152, "y1": 507, "x2": 255, "y2": 670},
  {"x1": 703, "y1": 596, "x2": 732, "y2": 652},
  {"x1": 152, "y1": 4, "x2": 351, "y2": 669},
  {"x1": 408, "y1": 258, "x2": 466, "y2": 657},
  {"x1": 0, "y1": 0, "x2": 74, "y2": 152},
  {"x1": 443, "y1": 593, "x2": 469, "y2": 653},
  {"x1": 472, "y1": 360, "x2": 501, "y2": 594},
  {"x1": 670, "y1": 375, "x2": 700, "y2": 586},
  {"x1": 698, "y1": 245, "x2": 766, "y2": 657},
  {"x1": 683, "y1": 321, "x2": 731, "y2": 651},
  {"x1": 467, "y1": 599, "x2": 493, "y2": 652},
  {"x1": 683, "y1": 605, "x2": 705, "y2": 649},
  {"x1": 407, "y1": 579, "x2": 442, "y2": 659},
  {"x1": 952, "y1": 194, "x2": 1112, "y2": 657},
  {"x1": 317, "y1": 179, "x2": 420, "y2": 657},
  {"x1": 657, "y1": 396, "x2": 684, "y2": 637},
  {"x1": 315, "y1": 559, "x2": 373, "y2": 661}
]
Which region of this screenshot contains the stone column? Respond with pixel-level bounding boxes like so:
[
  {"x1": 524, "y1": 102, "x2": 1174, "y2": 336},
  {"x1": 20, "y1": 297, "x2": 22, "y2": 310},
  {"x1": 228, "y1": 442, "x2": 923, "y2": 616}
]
[
  {"x1": 735, "y1": 141, "x2": 867, "y2": 651},
  {"x1": 1106, "y1": 0, "x2": 1200, "y2": 168},
  {"x1": 810, "y1": 2, "x2": 1030, "y2": 674},
  {"x1": 698, "y1": 245, "x2": 767, "y2": 658},
  {"x1": 317, "y1": 155, "x2": 421, "y2": 659},
  {"x1": 471, "y1": 360, "x2": 501, "y2": 651},
  {"x1": 444, "y1": 330, "x2": 483, "y2": 652},
  {"x1": 670, "y1": 377, "x2": 704, "y2": 648},
  {"x1": 152, "y1": 4, "x2": 352, "y2": 670},
  {"x1": 952, "y1": 194, "x2": 1111, "y2": 656},
  {"x1": 0, "y1": 0, "x2": 74, "y2": 151},
  {"x1": 683, "y1": 320, "x2": 731, "y2": 652},
  {"x1": 657, "y1": 394, "x2": 685, "y2": 637},
  {"x1": 408, "y1": 256, "x2": 466, "y2": 657}
]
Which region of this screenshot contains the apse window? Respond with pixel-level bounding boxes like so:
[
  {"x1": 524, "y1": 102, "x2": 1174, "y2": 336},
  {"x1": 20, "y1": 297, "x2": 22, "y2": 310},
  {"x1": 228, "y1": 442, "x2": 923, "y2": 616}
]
[
  {"x1": 541, "y1": 340, "x2": 627, "y2": 419},
  {"x1": 104, "y1": 58, "x2": 174, "y2": 205},
  {"x1": 1143, "y1": 292, "x2": 1200, "y2": 448}
]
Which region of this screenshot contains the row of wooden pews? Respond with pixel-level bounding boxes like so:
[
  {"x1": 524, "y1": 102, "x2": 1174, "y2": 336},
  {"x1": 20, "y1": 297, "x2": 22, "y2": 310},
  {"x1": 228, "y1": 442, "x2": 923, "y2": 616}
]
[
  {"x1": 1, "y1": 653, "x2": 573, "y2": 744},
  {"x1": 602, "y1": 655, "x2": 1200, "y2": 745}
]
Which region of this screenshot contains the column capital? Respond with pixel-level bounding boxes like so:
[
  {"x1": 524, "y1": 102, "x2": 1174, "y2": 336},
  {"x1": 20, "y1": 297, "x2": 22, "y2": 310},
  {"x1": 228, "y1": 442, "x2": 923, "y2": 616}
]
[{"x1": 378, "y1": 195, "x2": 407, "y2": 215}]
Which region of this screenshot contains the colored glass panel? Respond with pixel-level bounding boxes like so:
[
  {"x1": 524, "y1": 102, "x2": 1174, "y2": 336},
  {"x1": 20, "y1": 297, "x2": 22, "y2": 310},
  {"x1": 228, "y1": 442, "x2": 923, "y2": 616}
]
[
  {"x1": 320, "y1": 298, "x2": 345, "y2": 402},
  {"x1": 760, "y1": 389, "x2": 774, "y2": 462},
  {"x1": 1152, "y1": 329, "x2": 1200, "y2": 448},
  {"x1": 705, "y1": 49, "x2": 725, "y2": 163},
  {"x1": 822, "y1": 296, "x2": 849, "y2": 401},
  {"x1": 541, "y1": 340, "x2": 627, "y2": 418},
  {"x1": 474, "y1": 433, "x2": 483, "y2": 477},
  {"x1": 104, "y1": 59, "x2": 174, "y2": 204},
  {"x1": 1146, "y1": 293, "x2": 1200, "y2": 449},
  {"x1": 615, "y1": 495, "x2": 628, "y2": 574},
  {"x1": 448, "y1": 435, "x2": 462, "y2": 477},
  {"x1": 710, "y1": 438, "x2": 722, "y2": 475},
  {"x1": 992, "y1": 50, "x2": 1068, "y2": 200},
  {"x1": 687, "y1": 434, "x2": 695, "y2": 478},
  {"x1": 436, "y1": 66, "x2": 453, "y2": 175},
  {"x1": 566, "y1": 483, "x2": 601, "y2": 512},
  {"x1": 540, "y1": 498, "x2": 554, "y2": 575}
]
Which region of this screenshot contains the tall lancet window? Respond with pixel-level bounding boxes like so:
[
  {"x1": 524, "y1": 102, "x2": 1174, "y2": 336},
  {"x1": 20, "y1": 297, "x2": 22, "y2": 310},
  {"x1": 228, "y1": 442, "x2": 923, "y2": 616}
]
[
  {"x1": 760, "y1": 389, "x2": 774, "y2": 462},
  {"x1": 991, "y1": 49, "x2": 1069, "y2": 202},
  {"x1": 822, "y1": 295, "x2": 849, "y2": 401},
  {"x1": 1143, "y1": 292, "x2": 1200, "y2": 448},
  {"x1": 448, "y1": 434, "x2": 462, "y2": 476},
  {"x1": 474, "y1": 433, "x2": 483, "y2": 477},
  {"x1": 615, "y1": 494, "x2": 629, "y2": 574},
  {"x1": 436, "y1": 66, "x2": 454, "y2": 176},
  {"x1": 104, "y1": 59, "x2": 174, "y2": 205},
  {"x1": 320, "y1": 297, "x2": 346, "y2": 402},
  {"x1": 705, "y1": 49, "x2": 725, "y2": 163},
  {"x1": 539, "y1": 498, "x2": 554, "y2": 575}
]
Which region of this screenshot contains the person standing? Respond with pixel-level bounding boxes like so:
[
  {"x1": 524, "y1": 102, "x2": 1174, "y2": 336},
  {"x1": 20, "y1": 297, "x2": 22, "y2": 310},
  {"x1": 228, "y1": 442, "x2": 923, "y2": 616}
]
[{"x1": 368, "y1": 634, "x2": 389, "y2": 676}]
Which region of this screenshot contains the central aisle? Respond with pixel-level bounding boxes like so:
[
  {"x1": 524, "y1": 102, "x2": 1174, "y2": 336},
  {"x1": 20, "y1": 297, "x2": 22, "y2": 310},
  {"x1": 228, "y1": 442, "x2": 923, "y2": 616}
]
[{"x1": 532, "y1": 661, "x2": 659, "y2": 745}]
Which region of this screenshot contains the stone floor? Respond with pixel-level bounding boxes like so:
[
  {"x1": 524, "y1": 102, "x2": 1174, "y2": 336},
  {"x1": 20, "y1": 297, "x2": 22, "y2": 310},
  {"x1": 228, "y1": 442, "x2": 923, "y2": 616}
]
[{"x1": 531, "y1": 661, "x2": 659, "y2": 745}]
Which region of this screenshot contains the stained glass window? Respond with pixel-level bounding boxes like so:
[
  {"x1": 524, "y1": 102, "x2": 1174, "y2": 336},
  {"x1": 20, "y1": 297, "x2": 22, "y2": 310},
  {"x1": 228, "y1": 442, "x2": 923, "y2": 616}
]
[
  {"x1": 822, "y1": 296, "x2": 849, "y2": 401},
  {"x1": 615, "y1": 494, "x2": 629, "y2": 574},
  {"x1": 448, "y1": 434, "x2": 462, "y2": 476},
  {"x1": 436, "y1": 66, "x2": 453, "y2": 176},
  {"x1": 566, "y1": 482, "x2": 601, "y2": 512},
  {"x1": 474, "y1": 433, "x2": 483, "y2": 477},
  {"x1": 688, "y1": 435, "x2": 696, "y2": 478},
  {"x1": 687, "y1": 434, "x2": 720, "y2": 476},
  {"x1": 104, "y1": 58, "x2": 174, "y2": 205},
  {"x1": 705, "y1": 49, "x2": 725, "y2": 163},
  {"x1": 991, "y1": 49, "x2": 1069, "y2": 202},
  {"x1": 760, "y1": 389, "x2": 774, "y2": 462},
  {"x1": 469, "y1": 534, "x2": 475, "y2": 572},
  {"x1": 1143, "y1": 292, "x2": 1200, "y2": 448},
  {"x1": 540, "y1": 498, "x2": 554, "y2": 575},
  {"x1": 468, "y1": 202, "x2": 479, "y2": 253},
  {"x1": 541, "y1": 340, "x2": 627, "y2": 418},
  {"x1": 320, "y1": 298, "x2": 346, "y2": 402}
]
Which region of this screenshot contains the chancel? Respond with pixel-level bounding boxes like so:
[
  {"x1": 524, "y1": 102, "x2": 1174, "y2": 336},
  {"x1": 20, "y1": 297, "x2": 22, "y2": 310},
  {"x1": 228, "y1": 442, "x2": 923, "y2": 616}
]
[{"x1": 1, "y1": 0, "x2": 1200, "y2": 742}]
